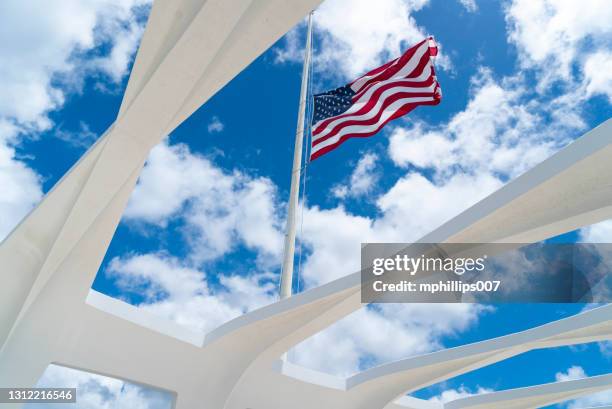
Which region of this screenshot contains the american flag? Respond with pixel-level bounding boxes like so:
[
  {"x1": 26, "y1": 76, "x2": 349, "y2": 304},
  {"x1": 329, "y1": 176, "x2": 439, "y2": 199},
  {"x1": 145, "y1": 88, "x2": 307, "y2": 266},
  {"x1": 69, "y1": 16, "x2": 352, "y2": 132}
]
[{"x1": 310, "y1": 37, "x2": 442, "y2": 161}]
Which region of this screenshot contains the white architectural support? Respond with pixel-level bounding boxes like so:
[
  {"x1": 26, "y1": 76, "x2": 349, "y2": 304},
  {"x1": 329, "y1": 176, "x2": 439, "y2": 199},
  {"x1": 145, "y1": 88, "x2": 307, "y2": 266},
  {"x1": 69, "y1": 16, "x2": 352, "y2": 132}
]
[{"x1": 0, "y1": 1, "x2": 611, "y2": 408}]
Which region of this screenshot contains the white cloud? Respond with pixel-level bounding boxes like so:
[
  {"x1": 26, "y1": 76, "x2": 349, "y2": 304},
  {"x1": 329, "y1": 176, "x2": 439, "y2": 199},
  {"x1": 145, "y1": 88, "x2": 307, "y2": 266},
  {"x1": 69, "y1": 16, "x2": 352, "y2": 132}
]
[
  {"x1": 555, "y1": 366, "x2": 612, "y2": 408},
  {"x1": 375, "y1": 172, "x2": 501, "y2": 240},
  {"x1": 277, "y1": 0, "x2": 451, "y2": 81},
  {"x1": 332, "y1": 152, "x2": 379, "y2": 199},
  {"x1": 125, "y1": 142, "x2": 215, "y2": 224},
  {"x1": 505, "y1": 0, "x2": 612, "y2": 99},
  {"x1": 314, "y1": 0, "x2": 430, "y2": 78},
  {"x1": 207, "y1": 116, "x2": 225, "y2": 133},
  {"x1": 0, "y1": 121, "x2": 43, "y2": 240},
  {"x1": 583, "y1": 50, "x2": 612, "y2": 104},
  {"x1": 556, "y1": 365, "x2": 587, "y2": 382},
  {"x1": 291, "y1": 304, "x2": 490, "y2": 377},
  {"x1": 0, "y1": 0, "x2": 150, "y2": 241},
  {"x1": 566, "y1": 391, "x2": 612, "y2": 409},
  {"x1": 107, "y1": 253, "x2": 277, "y2": 334},
  {"x1": 301, "y1": 171, "x2": 501, "y2": 287},
  {"x1": 89, "y1": 10, "x2": 147, "y2": 83},
  {"x1": 388, "y1": 68, "x2": 573, "y2": 180},
  {"x1": 580, "y1": 220, "x2": 612, "y2": 243},
  {"x1": 29, "y1": 364, "x2": 173, "y2": 409},
  {"x1": 125, "y1": 140, "x2": 284, "y2": 264},
  {"x1": 300, "y1": 205, "x2": 373, "y2": 286},
  {"x1": 120, "y1": 142, "x2": 319, "y2": 336},
  {"x1": 429, "y1": 385, "x2": 492, "y2": 403},
  {"x1": 0, "y1": 0, "x2": 149, "y2": 130}
]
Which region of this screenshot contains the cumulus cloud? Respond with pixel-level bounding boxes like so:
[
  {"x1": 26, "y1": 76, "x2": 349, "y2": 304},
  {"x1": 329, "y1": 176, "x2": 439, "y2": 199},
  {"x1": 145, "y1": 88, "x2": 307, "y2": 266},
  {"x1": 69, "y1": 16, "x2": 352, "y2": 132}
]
[
  {"x1": 30, "y1": 364, "x2": 173, "y2": 409},
  {"x1": 125, "y1": 141, "x2": 284, "y2": 264},
  {"x1": 276, "y1": 0, "x2": 451, "y2": 81},
  {"x1": 0, "y1": 121, "x2": 43, "y2": 240},
  {"x1": 0, "y1": 0, "x2": 150, "y2": 241},
  {"x1": 88, "y1": 9, "x2": 147, "y2": 83},
  {"x1": 582, "y1": 51, "x2": 612, "y2": 104},
  {"x1": 565, "y1": 391, "x2": 612, "y2": 409},
  {"x1": 555, "y1": 366, "x2": 612, "y2": 408},
  {"x1": 314, "y1": 0, "x2": 432, "y2": 77},
  {"x1": 375, "y1": 172, "x2": 501, "y2": 240},
  {"x1": 301, "y1": 171, "x2": 501, "y2": 287},
  {"x1": 291, "y1": 303, "x2": 490, "y2": 377},
  {"x1": 107, "y1": 253, "x2": 277, "y2": 333},
  {"x1": 505, "y1": 0, "x2": 612, "y2": 100},
  {"x1": 556, "y1": 365, "x2": 587, "y2": 382},
  {"x1": 0, "y1": 0, "x2": 149, "y2": 130},
  {"x1": 332, "y1": 152, "x2": 379, "y2": 199},
  {"x1": 112, "y1": 141, "x2": 285, "y2": 333},
  {"x1": 388, "y1": 68, "x2": 576, "y2": 180}
]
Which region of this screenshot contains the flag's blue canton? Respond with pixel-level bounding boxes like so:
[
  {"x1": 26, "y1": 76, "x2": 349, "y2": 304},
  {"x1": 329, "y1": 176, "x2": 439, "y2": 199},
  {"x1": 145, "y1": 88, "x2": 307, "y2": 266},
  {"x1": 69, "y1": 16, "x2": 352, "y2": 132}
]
[{"x1": 312, "y1": 85, "x2": 356, "y2": 123}]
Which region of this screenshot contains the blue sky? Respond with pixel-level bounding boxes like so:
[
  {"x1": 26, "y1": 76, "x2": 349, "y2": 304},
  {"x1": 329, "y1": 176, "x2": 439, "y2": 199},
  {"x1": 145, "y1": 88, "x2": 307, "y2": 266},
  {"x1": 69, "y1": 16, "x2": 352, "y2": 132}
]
[{"x1": 1, "y1": 0, "x2": 611, "y2": 407}]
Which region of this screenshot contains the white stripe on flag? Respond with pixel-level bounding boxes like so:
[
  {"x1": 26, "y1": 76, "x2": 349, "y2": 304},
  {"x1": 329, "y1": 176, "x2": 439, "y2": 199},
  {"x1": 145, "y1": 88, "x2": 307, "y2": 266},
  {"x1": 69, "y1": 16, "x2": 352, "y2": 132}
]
[
  {"x1": 311, "y1": 95, "x2": 436, "y2": 156},
  {"x1": 312, "y1": 83, "x2": 437, "y2": 142}
]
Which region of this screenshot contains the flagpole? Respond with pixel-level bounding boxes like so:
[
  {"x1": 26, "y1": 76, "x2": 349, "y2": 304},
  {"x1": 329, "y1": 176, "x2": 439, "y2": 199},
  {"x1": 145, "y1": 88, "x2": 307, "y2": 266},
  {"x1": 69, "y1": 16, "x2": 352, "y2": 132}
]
[{"x1": 280, "y1": 11, "x2": 313, "y2": 300}]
